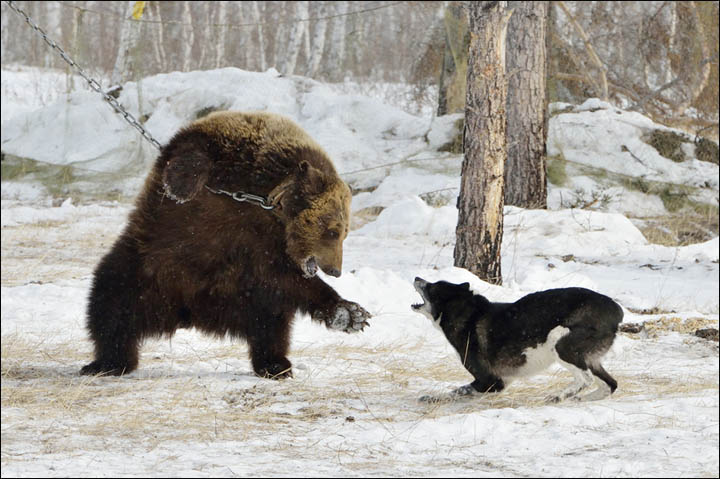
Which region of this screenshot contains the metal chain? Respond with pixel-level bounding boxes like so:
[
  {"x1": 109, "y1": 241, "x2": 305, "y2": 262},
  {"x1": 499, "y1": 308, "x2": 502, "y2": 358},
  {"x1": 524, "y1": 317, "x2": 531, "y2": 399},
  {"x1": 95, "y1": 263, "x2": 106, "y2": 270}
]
[
  {"x1": 204, "y1": 186, "x2": 275, "y2": 210},
  {"x1": 3, "y1": 0, "x2": 163, "y2": 150},
  {"x1": 5, "y1": 0, "x2": 277, "y2": 211}
]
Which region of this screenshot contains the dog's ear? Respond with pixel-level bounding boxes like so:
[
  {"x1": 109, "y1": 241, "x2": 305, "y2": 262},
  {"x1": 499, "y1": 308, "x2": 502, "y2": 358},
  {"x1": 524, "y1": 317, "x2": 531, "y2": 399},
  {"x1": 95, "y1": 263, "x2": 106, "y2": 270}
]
[{"x1": 162, "y1": 146, "x2": 211, "y2": 204}]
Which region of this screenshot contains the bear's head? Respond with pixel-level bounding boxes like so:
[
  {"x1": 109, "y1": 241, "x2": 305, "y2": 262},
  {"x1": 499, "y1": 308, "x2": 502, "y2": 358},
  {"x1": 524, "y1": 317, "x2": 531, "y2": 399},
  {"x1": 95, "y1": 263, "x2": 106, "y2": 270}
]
[
  {"x1": 160, "y1": 112, "x2": 352, "y2": 279},
  {"x1": 267, "y1": 160, "x2": 351, "y2": 278},
  {"x1": 162, "y1": 147, "x2": 351, "y2": 279}
]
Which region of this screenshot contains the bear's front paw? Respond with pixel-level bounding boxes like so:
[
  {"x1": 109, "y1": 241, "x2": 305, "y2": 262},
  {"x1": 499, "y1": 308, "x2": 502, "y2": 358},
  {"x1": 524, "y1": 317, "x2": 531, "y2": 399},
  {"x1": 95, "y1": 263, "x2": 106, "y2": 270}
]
[
  {"x1": 319, "y1": 300, "x2": 371, "y2": 333},
  {"x1": 253, "y1": 357, "x2": 293, "y2": 380}
]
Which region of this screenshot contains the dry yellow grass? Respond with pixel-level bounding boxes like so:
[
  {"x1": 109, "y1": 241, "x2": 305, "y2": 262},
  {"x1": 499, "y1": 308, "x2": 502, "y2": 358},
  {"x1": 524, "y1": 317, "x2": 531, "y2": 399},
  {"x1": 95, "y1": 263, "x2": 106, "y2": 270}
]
[
  {"x1": 1, "y1": 221, "x2": 121, "y2": 286},
  {"x1": 3, "y1": 327, "x2": 717, "y2": 460}
]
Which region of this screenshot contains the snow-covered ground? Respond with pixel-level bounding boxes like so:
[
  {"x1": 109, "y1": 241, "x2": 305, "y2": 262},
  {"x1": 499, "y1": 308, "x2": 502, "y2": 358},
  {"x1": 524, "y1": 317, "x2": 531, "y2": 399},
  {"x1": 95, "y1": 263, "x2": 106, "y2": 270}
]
[{"x1": 1, "y1": 66, "x2": 718, "y2": 477}]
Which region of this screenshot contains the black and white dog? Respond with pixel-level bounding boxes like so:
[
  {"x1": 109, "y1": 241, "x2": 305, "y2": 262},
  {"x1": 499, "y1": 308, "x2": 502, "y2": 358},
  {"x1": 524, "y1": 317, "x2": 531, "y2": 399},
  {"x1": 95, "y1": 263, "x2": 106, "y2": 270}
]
[{"x1": 411, "y1": 277, "x2": 623, "y2": 403}]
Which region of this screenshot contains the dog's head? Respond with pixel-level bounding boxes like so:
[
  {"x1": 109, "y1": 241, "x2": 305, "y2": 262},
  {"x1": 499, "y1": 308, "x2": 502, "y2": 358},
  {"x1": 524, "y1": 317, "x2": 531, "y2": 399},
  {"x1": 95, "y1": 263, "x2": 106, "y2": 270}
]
[{"x1": 411, "y1": 277, "x2": 471, "y2": 329}]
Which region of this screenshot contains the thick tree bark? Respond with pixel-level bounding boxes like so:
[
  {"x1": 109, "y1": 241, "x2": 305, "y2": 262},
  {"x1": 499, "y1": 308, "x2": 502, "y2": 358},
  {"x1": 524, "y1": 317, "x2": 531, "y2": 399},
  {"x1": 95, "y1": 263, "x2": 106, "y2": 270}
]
[
  {"x1": 454, "y1": 1, "x2": 513, "y2": 286},
  {"x1": 505, "y1": 1, "x2": 548, "y2": 209}
]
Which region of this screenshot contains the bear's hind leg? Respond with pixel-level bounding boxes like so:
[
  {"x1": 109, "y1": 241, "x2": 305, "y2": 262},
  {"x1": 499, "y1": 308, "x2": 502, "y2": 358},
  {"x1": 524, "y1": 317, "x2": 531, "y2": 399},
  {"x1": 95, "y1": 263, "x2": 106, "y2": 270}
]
[
  {"x1": 80, "y1": 331, "x2": 139, "y2": 376},
  {"x1": 81, "y1": 243, "x2": 143, "y2": 376}
]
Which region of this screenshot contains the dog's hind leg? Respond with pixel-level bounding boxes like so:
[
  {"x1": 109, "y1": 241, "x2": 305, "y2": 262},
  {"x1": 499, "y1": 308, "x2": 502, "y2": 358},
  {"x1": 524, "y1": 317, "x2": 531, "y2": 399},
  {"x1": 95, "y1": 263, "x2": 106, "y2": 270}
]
[
  {"x1": 575, "y1": 379, "x2": 611, "y2": 402},
  {"x1": 546, "y1": 359, "x2": 594, "y2": 403},
  {"x1": 575, "y1": 360, "x2": 616, "y2": 401},
  {"x1": 547, "y1": 330, "x2": 597, "y2": 402},
  {"x1": 588, "y1": 361, "x2": 617, "y2": 393}
]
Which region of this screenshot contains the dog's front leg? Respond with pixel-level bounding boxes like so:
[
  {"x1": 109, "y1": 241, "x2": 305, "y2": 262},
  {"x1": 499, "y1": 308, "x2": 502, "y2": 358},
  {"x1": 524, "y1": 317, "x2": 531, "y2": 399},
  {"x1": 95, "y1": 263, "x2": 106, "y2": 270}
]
[
  {"x1": 467, "y1": 375, "x2": 505, "y2": 394},
  {"x1": 419, "y1": 373, "x2": 504, "y2": 403}
]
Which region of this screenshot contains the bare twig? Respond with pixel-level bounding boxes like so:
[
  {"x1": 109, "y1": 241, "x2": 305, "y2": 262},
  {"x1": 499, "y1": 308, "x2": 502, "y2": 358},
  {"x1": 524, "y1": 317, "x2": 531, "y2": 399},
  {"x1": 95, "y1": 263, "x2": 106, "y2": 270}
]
[{"x1": 556, "y1": 1, "x2": 608, "y2": 101}]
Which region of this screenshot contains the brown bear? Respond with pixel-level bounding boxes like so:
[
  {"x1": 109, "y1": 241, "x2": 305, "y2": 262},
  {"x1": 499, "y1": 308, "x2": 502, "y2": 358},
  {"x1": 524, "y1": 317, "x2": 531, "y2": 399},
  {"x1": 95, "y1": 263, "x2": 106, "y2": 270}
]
[{"x1": 80, "y1": 111, "x2": 371, "y2": 379}]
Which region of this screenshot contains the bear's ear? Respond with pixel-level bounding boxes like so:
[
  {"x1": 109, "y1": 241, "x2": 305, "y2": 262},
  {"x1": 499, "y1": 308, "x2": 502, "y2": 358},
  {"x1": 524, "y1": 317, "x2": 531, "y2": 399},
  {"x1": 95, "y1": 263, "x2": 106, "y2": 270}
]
[
  {"x1": 161, "y1": 148, "x2": 211, "y2": 204},
  {"x1": 460, "y1": 282, "x2": 471, "y2": 290},
  {"x1": 267, "y1": 176, "x2": 295, "y2": 213},
  {"x1": 268, "y1": 161, "x2": 327, "y2": 213},
  {"x1": 296, "y1": 160, "x2": 328, "y2": 196}
]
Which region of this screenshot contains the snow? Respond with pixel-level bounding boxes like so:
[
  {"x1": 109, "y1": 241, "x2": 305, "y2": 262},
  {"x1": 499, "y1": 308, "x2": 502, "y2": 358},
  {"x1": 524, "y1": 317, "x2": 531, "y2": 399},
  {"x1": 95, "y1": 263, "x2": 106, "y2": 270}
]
[
  {"x1": 1, "y1": 67, "x2": 718, "y2": 477},
  {"x1": 2, "y1": 67, "x2": 430, "y2": 185},
  {"x1": 547, "y1": 101, "x2": 719, "y2": 196}
]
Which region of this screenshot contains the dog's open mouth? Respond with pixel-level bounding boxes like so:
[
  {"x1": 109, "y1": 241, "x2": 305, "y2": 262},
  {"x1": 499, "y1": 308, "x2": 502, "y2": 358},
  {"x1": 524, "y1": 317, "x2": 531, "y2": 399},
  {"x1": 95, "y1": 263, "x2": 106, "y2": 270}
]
[
  {"x1": 412, "y1": 277, "x2": 428, "y2": 311},
  {"x1": 302, "y1": 256, "x2": 318, "y2": 278}
]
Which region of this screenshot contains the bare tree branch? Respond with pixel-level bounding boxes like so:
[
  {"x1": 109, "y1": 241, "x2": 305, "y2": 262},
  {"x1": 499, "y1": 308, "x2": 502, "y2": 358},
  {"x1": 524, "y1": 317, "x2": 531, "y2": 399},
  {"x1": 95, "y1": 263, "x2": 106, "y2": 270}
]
[{"x1": 556, "y1": 1, "x2": 608, "y2": 101}]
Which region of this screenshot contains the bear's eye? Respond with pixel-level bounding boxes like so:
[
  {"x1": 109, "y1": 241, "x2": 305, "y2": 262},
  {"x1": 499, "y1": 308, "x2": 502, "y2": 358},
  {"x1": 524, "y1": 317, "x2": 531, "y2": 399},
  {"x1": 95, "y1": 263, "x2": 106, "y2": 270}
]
[{"x1": 325, "y1": 230, "x2": 340, "y2": 240}]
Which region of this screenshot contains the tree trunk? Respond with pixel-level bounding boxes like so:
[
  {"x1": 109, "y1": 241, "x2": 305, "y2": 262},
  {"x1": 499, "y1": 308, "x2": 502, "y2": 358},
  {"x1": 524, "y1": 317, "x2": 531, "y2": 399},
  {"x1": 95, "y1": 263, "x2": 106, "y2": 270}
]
[
  {"x1": 437, "y1": 21, "x2": 456, "y2": 116},
  {"x1": 278, "y1": 1, "x2": 308, "y2": 75},
  {"x1": 438, "y1": 2, "x2": 470, "y2": 115},
  {"x1": 251, "y1": 1, "x2": 266, "y2": 71},
  {"x1": 196, "y1": 3, "x2": 212, "y2": 69},
  {"x1": 454, "y1": 1, "x2": 513, "y2": 285},
  {"x1": 505, "y1": 1, "x2": 548, "y2": 209},
  {"x1": 181, "y1": 1, "x2": 194, "y2": 72},
  {"x1": 43, "y1": 1, "x2": 62, "y2": 68},
  {"x1": 111, "y1": 1, "x2": 142, "y2": 85},
  {"x1": 151, "y1": 1, "x2": 167, "y2": 72},
  {"x1": 215, "y1": 1, "x2": 228, "y2": 68},
  {"x1": 324, "y1": 1, "x2": 348, "y2": 81},
  {"x1": 66, "y1": 4, "x2": 82, "y2": 92}
]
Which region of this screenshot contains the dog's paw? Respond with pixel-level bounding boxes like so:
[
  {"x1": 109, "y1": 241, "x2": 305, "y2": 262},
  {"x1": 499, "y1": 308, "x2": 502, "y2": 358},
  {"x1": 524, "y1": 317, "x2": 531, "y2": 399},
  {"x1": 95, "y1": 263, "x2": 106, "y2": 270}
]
[
  {"x1": 452, "y1": 384, "x2": 477, "y2": 396},
  {"x1": 419, "y1": 384, "x2": 478, "y2": 403},
  {"x1": 318, "y1": 300, "x2": 371, "y2": 333},
  {"x1": 419, "y1": 393, "x2": 455, "y2": 403},
  {"x1": 418, "y1": 394, "x2": 438, "y2": 403}
]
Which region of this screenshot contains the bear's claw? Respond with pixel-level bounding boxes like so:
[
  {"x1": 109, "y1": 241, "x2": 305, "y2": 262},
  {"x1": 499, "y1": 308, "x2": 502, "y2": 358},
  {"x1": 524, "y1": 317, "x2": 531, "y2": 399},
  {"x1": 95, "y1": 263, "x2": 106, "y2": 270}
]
[{"x1": 320, "y1": 300, "x2": 371, "y2": 333}]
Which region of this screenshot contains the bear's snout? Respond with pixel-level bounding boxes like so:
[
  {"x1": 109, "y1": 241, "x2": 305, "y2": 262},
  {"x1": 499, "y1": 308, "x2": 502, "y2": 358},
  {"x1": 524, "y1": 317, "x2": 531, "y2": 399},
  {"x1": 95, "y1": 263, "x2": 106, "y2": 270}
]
[{"x1": 325, "y1": 267, "x2": 341, "y2": 278}]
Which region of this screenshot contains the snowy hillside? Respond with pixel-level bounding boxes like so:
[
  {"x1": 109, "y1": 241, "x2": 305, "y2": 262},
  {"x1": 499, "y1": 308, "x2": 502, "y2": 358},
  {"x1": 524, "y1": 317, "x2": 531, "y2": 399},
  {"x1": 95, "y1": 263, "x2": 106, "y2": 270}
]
[{"x1": 1, "y1": 67, "x2": 718, "y2": 477}]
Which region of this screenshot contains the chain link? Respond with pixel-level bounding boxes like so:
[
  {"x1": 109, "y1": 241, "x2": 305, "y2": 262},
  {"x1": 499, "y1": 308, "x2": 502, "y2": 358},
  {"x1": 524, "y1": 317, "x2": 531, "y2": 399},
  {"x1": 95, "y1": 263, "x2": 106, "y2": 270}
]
[
  {"x1": 4, "y1": 0, "x2": 163, "y2": 150},
  {"x1": 204, "y1": 186, "x2": 275, "y2": 210}
]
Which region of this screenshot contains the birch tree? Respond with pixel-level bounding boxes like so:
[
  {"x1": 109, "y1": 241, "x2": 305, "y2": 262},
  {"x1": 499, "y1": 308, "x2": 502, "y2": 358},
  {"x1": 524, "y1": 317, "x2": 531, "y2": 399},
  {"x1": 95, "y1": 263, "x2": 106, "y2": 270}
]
[
  {"x1": 454, "y1": 1, "x2": 513, "y2": 285},
  {"x1": 324, "y1": 1, "x2": 348, "y2": 81},
  {"x1": 215, "y1": 1, "x2": 228, "y2": 68},
  {"x1": 278, "y1": 1, "x2": 308, "y2": 75},
  {"x1": 196, "y1": 3, "x2": 212, "y2": 69},
  {"x1": 251, "y1": 1, "x2": 266, "y2": 71},
  {"x1": 150, "y1": 1, "x2": 167, "y2": 72},
  {"x1": 180, "y1": 1, "x2": 194, "y2": 72},
  {"x1": 307, "y1": 3, "x2": 329, "y2": 77},
  {"x1": 504, "y1": 1, "x2": 549, "y2": 208},
  {"x1": 111, "y1": 1, "x2": 142, "y2": 85},
  {"x1": 43, "y1": 1, "x2": 62, "y2": 68}
]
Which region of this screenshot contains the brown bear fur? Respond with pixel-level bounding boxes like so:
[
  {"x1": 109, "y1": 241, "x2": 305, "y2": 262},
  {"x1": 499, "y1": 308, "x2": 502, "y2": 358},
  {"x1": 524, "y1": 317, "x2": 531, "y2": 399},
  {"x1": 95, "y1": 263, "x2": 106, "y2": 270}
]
[{"x1": 80, "y1": 111, "x2": 370, "y2": 378}]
